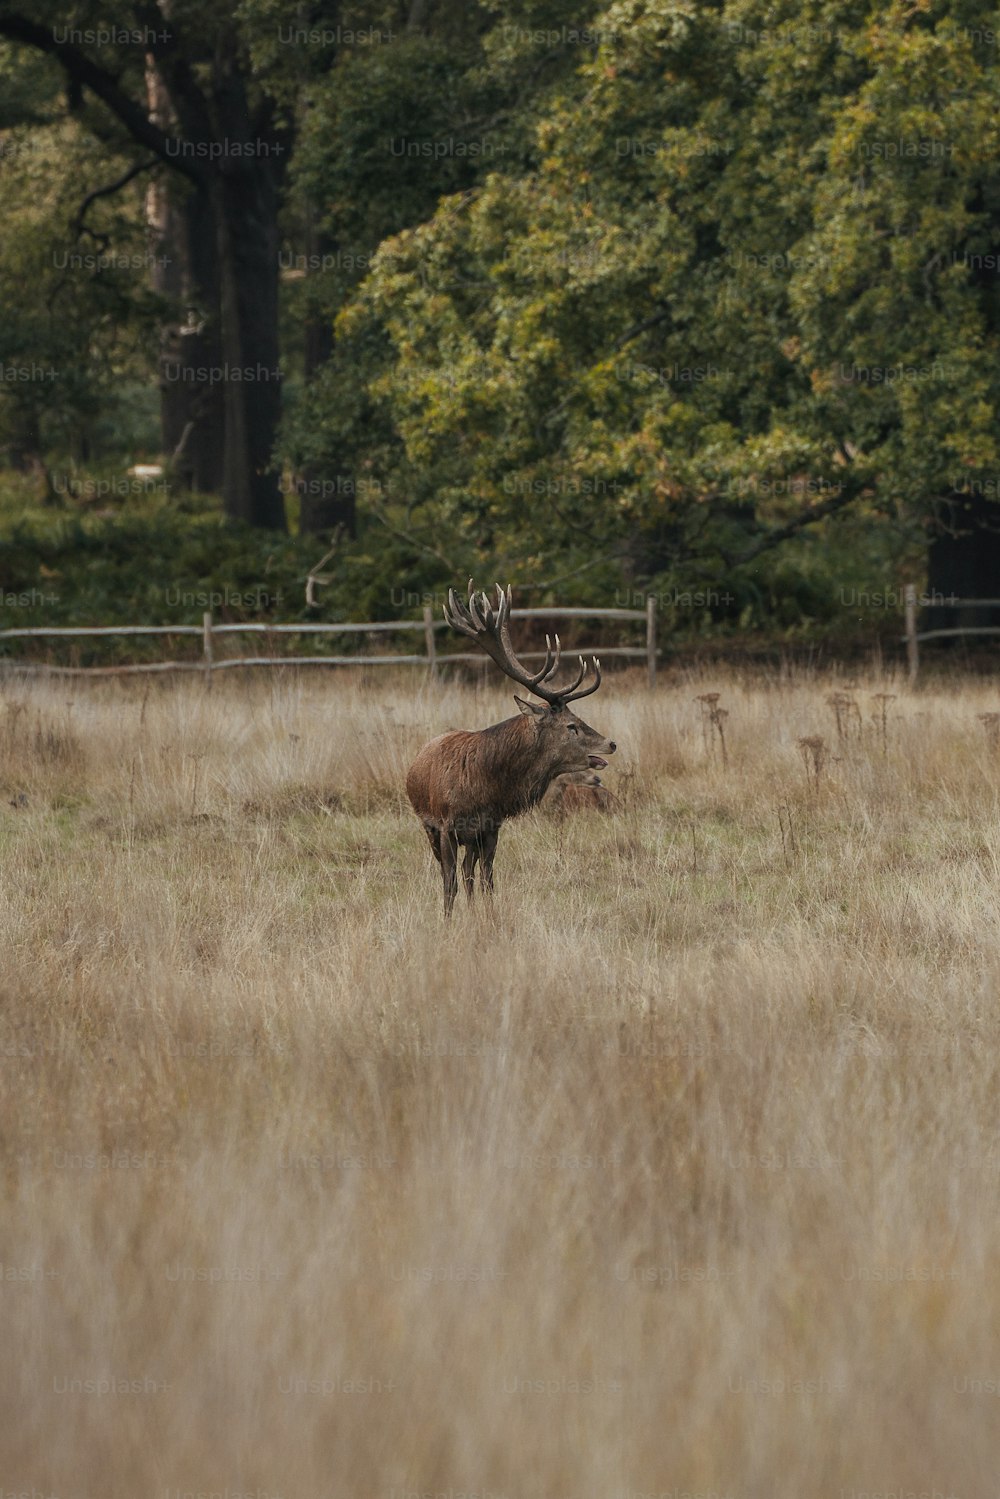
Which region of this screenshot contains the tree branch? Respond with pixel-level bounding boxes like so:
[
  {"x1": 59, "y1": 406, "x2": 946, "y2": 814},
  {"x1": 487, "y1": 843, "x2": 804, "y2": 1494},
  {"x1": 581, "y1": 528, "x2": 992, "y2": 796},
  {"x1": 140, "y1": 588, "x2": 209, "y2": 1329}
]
[
  {"x1": 716, "y1": 478, "x2": 865, "y2": 569},
  {"x1": 0, "y1": 11, "x2": 206, "y2": 184},
  {"x1": 615, "y1": 306, "x2": 671, "y2": 351},
  {"x1": 132, "y1": 1, "x2": 213, "y2": 145},
  {"x1": 72, "y1": 157, "x2": 160, "y2": 242},
  {"x1": 517, "y1": 550, "x2": 629, "y2": 592},
  {"x1": 368, "y1": 501, "x2": 457, "y2": 572}
]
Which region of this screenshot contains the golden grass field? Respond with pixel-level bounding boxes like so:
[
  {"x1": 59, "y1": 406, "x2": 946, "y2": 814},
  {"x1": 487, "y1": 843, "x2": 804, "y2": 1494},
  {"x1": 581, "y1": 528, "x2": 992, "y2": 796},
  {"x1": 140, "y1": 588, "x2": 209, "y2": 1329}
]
[{"x1": 2, "y1": 662, "x2": 999, "y2": 1496}]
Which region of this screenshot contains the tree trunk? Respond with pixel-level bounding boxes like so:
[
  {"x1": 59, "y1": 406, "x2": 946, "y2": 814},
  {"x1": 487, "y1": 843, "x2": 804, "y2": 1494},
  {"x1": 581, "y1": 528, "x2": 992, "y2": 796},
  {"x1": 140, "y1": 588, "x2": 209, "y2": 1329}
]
[
  {"x1": 926, "y1": 490, "x2": 1000, "y2": 631},
  {"x1": 214, "y1": 162, "x2": 286, "y2": 530},
  {"x1": 7, "y1": 406, "x2": 43, "y2": 472},
  {"x1": 302, "y1": 213, "x2": 334, "y2": 376},
  {"x1": 298, "y1": 476, "x2": 358, "y2": 536},
  {"x1": 146, "y1": 62, "x2": 225, "y2": 494},
  {"x1": 298, "y1": 216, "x2": 356, "y2": 537},
  {"x1": 927, "y1": 194, "x2": 1000, "y2": 634},
  {"x1": 0, "y1": 10, "x2": 287, "y2": 531},
  {"x1": 151, "y1": 182, "x2": 225, "y2": 493}
]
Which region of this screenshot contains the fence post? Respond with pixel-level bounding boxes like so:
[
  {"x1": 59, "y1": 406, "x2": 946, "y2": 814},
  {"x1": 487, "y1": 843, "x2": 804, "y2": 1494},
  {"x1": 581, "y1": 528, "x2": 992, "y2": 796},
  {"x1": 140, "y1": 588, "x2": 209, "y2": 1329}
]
[
  {"x1": 904, "y1": 585, "x2": 918, "y2": 685},
  {"x1": 203, "y1": 610, "x2": 214, "y2": 686},
  {"x1": 423, "y1": 605, "x2": 437, "y2": 680},
  {"x1": 646, "y1": 594, "x2": 657, "y2": 688}
]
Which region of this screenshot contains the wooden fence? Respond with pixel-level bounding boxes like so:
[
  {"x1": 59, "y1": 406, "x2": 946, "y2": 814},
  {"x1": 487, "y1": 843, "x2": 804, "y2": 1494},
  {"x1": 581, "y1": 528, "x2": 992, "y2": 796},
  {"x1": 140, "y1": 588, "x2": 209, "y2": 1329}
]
[
  {"x1": 903, "y1": 583, "x2": 1000, "y2": 683},
  {"x1": 0, "y1": 597, "x2": 658, "y2": 686}
]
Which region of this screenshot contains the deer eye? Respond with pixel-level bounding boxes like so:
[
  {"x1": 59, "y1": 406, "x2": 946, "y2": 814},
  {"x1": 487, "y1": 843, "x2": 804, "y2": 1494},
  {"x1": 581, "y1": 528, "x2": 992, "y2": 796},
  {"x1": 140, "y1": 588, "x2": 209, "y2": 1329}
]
[{"x1": 566, "y1": 724, "x2": 578, "y2": 734}]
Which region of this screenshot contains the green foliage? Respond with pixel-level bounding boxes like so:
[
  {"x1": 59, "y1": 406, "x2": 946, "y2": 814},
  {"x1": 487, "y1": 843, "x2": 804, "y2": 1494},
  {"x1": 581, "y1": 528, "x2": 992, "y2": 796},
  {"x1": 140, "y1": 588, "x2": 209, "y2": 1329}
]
[
  {"x1": 0, "y1": 116, "x2": 166, "y2": 458},
  {"x1": 327, "y1": 0, "x2": 1000, "y2": 585},
  {"x1": 0, "y1": 466, "x2": 919, "y2": 664},
  {"x1": 278, "y1": 2, "x2": 584, "y2": 488},
  {"x1": 0, "y1": 478, "x2": 329, "y2": 663},
  {"x1": 2, "y1": 0, "x2": 997, "y2": 645}
]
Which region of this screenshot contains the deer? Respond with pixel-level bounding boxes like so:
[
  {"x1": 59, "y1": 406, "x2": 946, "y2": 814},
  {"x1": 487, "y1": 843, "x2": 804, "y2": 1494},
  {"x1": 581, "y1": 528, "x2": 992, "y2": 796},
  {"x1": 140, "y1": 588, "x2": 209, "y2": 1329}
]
[
  {"x1": 406, "y1": 581, "x2": 617, "y2": 914},
  {"x1": 541, "y1": 769, "x2": 620, "y2": 817}
]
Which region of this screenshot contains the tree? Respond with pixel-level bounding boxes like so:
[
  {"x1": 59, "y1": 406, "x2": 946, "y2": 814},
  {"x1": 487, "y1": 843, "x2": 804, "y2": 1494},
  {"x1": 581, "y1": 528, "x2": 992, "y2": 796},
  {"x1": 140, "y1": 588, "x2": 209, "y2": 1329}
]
[
  {"x1": 0, "y1": 3, "x2": 289, "y2": 529},
  {"x1": 330, "y1": 0, "x2": 1000, "y2": 608},
  {"x1": 0, "y1": 101, "x2": 164, "y2": 476},
  {"x1": 279, "y1": 3, "x2": 554, "y2": 535}
]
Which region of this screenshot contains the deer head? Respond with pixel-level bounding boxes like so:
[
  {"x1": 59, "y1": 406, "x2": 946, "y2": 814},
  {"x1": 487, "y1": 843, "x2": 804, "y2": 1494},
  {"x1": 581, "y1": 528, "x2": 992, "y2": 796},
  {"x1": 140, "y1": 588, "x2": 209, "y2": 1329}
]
[{"x1": 444, "y1": 581, "x2": 616, "y2": 780}]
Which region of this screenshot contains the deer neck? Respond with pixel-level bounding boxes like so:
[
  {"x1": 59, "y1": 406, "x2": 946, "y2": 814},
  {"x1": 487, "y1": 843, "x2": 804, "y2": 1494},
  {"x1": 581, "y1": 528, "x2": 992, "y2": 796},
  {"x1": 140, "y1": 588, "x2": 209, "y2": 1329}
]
[{"x1": 480, "y1": 715, "x2": 559, "y2": 816}]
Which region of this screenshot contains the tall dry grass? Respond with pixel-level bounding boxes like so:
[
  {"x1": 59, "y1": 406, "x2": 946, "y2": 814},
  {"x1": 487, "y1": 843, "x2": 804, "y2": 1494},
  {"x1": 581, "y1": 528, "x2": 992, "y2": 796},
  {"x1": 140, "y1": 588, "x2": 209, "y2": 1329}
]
[{"x1": 1, "y1": 664, "x2": 999, "y2": 1496}]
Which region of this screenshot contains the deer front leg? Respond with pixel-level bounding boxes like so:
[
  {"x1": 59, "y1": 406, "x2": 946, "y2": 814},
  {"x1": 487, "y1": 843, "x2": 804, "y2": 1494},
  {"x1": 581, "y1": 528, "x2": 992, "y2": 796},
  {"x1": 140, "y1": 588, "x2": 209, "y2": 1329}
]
[
  {"x1": 480, "y1": 827, "x2": 499, "y2": 895},
  {"x1": 422, "y1": 823, "x2": 443, "y2": 863},
  {"x1": 461, "y1": 843, "x2": 480, "y2": 903}
]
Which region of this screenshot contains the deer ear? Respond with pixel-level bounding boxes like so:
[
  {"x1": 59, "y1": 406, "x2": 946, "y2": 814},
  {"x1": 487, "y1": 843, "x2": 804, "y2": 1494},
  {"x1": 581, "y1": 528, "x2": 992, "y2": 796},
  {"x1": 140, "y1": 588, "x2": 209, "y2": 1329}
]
[{"x1": 514, "y1": 695, "x2": 546, "y2": 717}]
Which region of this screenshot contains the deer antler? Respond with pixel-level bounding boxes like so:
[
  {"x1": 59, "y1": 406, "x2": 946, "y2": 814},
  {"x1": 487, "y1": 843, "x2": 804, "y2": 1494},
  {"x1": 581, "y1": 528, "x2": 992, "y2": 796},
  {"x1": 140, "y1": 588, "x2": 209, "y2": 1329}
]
[{"x1": 444, "y1": 581, "x2": 602, "y2": 706}]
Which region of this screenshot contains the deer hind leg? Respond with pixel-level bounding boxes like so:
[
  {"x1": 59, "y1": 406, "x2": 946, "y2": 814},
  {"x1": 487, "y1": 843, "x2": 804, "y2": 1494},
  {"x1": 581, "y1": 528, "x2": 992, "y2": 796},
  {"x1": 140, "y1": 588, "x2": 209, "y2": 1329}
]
[
  {"x1": 440, "y1": 829, "x2": 460, "y2": 917},
  {"x1": 461, "y1": 842, "x2": 480, "y2": 903}
]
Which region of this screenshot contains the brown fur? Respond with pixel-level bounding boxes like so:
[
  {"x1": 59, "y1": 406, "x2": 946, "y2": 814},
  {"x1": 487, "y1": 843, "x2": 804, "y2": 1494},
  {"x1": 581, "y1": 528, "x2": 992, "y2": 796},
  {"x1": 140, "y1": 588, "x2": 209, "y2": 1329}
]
[
  {"x1": 541, "y1": 771, "x2": 619, "y2": 817},
  {"x1": 406, "y1": 700, "x2": 616, "y2": 914}
]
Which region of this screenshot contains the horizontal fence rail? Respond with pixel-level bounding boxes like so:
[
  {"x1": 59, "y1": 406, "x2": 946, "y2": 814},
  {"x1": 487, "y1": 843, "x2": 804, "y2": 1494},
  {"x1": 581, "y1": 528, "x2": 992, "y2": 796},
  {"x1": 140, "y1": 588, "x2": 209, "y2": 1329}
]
[
  {"x1": 903, "y1": 583, "x2": 1000, "y2": 682},
  {"x1": 0, "y1": 598, "x2": 658, "y2": 686}
]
